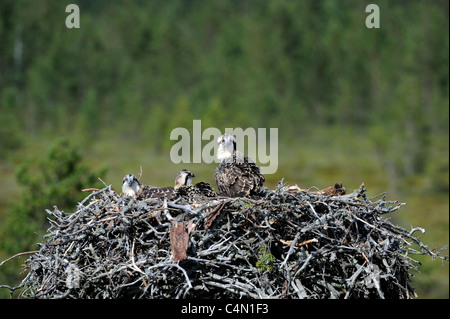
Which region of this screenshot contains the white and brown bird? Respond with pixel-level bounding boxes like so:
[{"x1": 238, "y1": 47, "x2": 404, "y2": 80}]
[
  {"x1": 122, "y1": 173, "x2": 155, "y2": 197},
  {"x1": 214, "y1": 133, "x2": 265, "y2": 197},
  {"x1": 138, "y1": 169, "x2": 203, "y2": 201},
  {"x1": 175, "y1": 169, "x2": 217, "y2": 202}
]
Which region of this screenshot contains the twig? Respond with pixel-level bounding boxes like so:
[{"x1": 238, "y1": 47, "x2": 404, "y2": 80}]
[
  {"x1": 79, "y1": 185, "x2": 110, "y2": 206},
  {"x1": 137, "y1": 166, "x2": 143, "y2": 182},
  {"x1": 281, "y1": 232, "x2": 300, "y2": 268},
  {"x1": 280, "y1": 238, "x2": 318, "y2": 247},
  {"x1": 98, "y1": 177, "x2": 108, "y2": 188},
  {"x1": 130, "y1": 239, "x2": 145, "y2": 275},
  {"x1": 0, "y1": 250, "x2": 39, "y2": 267},
  {"x1": 163, "y1": 198, "x2": 175, "y2": 221},
  {"x1": 82, "y1": 188, "x2": 101, "y2": 192}
]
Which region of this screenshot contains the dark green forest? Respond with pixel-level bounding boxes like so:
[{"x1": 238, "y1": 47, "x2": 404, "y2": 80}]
[{"x1": 0, "y1": 0, "x2": 448, "y2": 298}]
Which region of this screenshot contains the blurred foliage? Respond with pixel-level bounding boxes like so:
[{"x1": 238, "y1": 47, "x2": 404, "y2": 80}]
[
  {"x1": 0, "y1": 1, "x2": 447, "y2": 169},
  {"x1": 0, "y1": 139, "x2": 107, "y2": 294},
  {"x1": 0, "y1": 0, "x2": 446, "y2": 186},
  {"x1": 0, "y1": 138, "x2": 107, "y2": 254},
  {"x1": 0, "y1": 0, "x2": 448, "y2": 298}
]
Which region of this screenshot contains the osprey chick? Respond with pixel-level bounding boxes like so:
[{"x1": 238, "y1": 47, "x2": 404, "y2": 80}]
[
  {"x1": 122, "y1": 173, "x2": 155, "y2": 197},
  {"x1": 176, "y1": 169, "x2": 217, "y2": 202},
  {"x1": 214, "y1": 134, "x2": 265, "y2": 197},
  {"x1": 140, "y1": 169, "x2": 195, "y2": 200}
]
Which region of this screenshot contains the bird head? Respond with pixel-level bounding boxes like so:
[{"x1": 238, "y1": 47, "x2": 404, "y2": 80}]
[
  {"x1": 174, "y1": 169, "x2": 195, "y2": 189},
  {"x1": 217, "y1": 133, "x2": 236, "y2": 161},
  {"x1": 122, "y1": 173, "x2": 140, "y2": 196}
]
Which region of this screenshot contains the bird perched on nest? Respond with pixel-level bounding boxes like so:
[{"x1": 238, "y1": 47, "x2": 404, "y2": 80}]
[
  {"x1": 122, "y1": 173, "x2": 155, "y2": 197},
  {"x1": 137, "y1": 171, "x2": 182, "y2": 200},
  {"x1": 175, "y1": 169, "x2": 217, "y2": 202},
  {"x1": 214, "y1": 133, "x2": 265, "y2": 198},
  {"x1": 136, "y1": 169, "x2": 214, "y2": 201}
]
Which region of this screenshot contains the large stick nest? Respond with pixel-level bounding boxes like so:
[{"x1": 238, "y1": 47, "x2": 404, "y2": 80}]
[{"x1": 5, "y1": 181, "x2": 448, "y2": 298}]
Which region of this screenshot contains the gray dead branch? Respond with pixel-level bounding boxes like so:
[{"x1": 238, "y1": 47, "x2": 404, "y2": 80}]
[{"x1": 1, "y1": 182, "x2": 448, "y2": 299}]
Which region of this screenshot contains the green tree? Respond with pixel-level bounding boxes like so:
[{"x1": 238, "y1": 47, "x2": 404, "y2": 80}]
[
  {"x1": 0, "y1": 86, "x2": 23, "y2": 159},
  {"x1": 0, "y1": 138, "x2": 107, "y2": 254},
  {"x1": 0, "y1": 138, "x2": 108, "y2": 297},
  {"x1": 75, "y1": 88, "x2": 100, "y2": 143}
]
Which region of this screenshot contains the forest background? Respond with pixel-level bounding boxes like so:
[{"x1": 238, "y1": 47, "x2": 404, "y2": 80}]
[{"x1": 0, "y1": 0, "x2": 448, "y2": 298}]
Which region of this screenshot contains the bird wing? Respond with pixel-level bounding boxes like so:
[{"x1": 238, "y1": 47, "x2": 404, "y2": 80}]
[
  {"x1": 215, "y1": 154, "x2": 265, "y2": 197},
  {"x1": 215, "y1": 163, "x2": 237, "y2": 196},
  {"x1": 176, "y1": 184, "x2": 216, "y2": 203},
  {"x1": 140, "y1": 186, "x2": 177, "y2": 200},
  {"x1": 194, "y1": 182, "x2": 217, "y2": 197}
]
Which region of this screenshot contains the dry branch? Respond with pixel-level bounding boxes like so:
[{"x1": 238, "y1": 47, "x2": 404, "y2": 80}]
[{"x1": 1, "y1": 181, "x2": 448, "y2": 299}]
